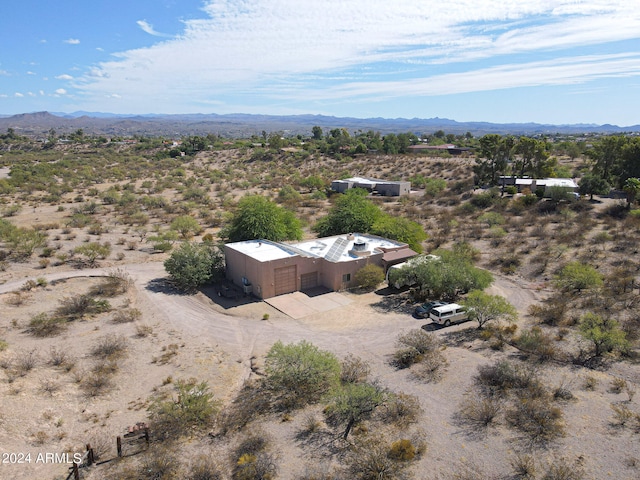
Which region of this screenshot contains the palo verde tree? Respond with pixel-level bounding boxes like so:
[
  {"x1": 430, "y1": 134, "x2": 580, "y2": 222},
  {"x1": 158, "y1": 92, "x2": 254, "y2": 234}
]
[
  {"x1": 324, "y1": 382, "x2": 387, "y2": 439},
  {"x1": 554, "y1": 261, "x2": 603, "y2": 293},
  {"x1": 164, "y1": 241, "x2": 224, "y2": 291},
  {"x1": 579, "y1": 173, "x2": 611, "y2": 200},
  {"x1": 579, "y1": 313, "x2": 628, "y2": 357},
  {"x1": 474, "y1": 134, "x2": 515, "y2": 185},
  {"x1": 222, "y1": 195, "x2": 303, "y2": 242},
  {"x1": 460, "y1": 290, "x2": 518, "y2": 330},
  {"x1": 623, "y1": 177, "x2": 640, "y2": 209},
  {"x1": 264, "y1": 340, "x2": 341, "y2": 410}
]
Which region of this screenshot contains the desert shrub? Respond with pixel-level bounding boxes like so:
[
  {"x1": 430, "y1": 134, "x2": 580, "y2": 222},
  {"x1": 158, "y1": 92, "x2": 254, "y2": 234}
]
[
  {"x1": 507, "y1": 397, "x2": 565, "y2": 444},
  {"x1": 458, "y1": 395, "x2": 502, "y2": 428},
  {"x1": 392, "y1": 329, "x2": 442, "y2": 369},
  {"x1": 28, "y1": 313, "x2": 66, "y2": 337},
  {"x1": 410, "y1": 351, "x2": 447, "y2": 383},
  {"x1": 475, "y1": 360, "x2": 543, "y2": 398},
  {"x1": 554, "y1": 261, "x2": 603, "y2": 293},
  {"x1": 510, "y1": 452, "x2": 537, "y2": 479},
  {"x1": 232, "y1": 452, "x2": 277, "y2": 480},
  {"x1": 609, "y1": 377, "x2": 627, "y2": 394},
  {"x1": 56, "y1": 294, "x2": 111, "y2": 320},
  {"x1": 187, "y1": 455, "x2": 225, "y2": 480},
  {"x1": 379, "y1": 392, "x2": 422, "y2": 427},
  {"x1": 149, "y1": 379, "x2": 220, "y2": 439},
  {"x1": 135, "y1": 323, "x2": 154, "y2": 337},
  {"x1": 583, "y1": 375, "x2": 598, "y2": 391},
  {"x1": 528, "y1": 297, "x2": 568, "y2": 326},
  {"x1": 233, "y1": 430, "x2": 271, "y2": 461},
  {"x1": 354, "y1": 264, "x2": 385, "y2": 291},
  {"x1": 91, "y1": 334, "x2": 128, "y2": 360},
  {"x1": 90, "y1": 269, "x2": 133, "y2": 297},
  {"x1": 340, "y1": 354, "x2": 370, "y2": 384},
  {"x1": 579, "y1": 313, "x2": 628, "y2": 357},
  {"x1": 112, "y1": 308, "x2": 142, "y2": 324},
  {"x1": 0, "y1": 339, "x2": 7, "y2": 352},
  {"x1": 80, "y1": 373, "x2": 114, "y2": 397},
  {"x1": 139, "y1": 446, "x2": 181, "y2": 480},
  {"x1": 13, "y1": 349, "x2": 39, "y2": 376},
  {"x1": 610, "y1": 403, "x2": 636, "y2": 427},
  {"x1": 541, "y1": 456, "x2": 585, "y2": 480},
  {"x1": 264, "y1": 340, "x2": 340, "y2": 410},
  {"x1": 516, "y1": 327, "x2": 558, "y2": 362},
  {"x1": 48, "y1": 346, "x2": 73, "y2": 368},
  {"x1": 388, "y1": 439, "x2": 415, "y2": 461},
  {"x1": 346, "y1": 439, "x2": 412, "y2": 480}
]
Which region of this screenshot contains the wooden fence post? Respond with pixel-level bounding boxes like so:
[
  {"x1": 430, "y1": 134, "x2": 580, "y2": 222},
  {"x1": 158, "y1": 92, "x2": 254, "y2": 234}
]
[
  {"x1": 117, "y1": 436, "x2": 122, "y2": 457},
  {"x1": 72, "y1": 462, "x2": 79, "y2": 480}
]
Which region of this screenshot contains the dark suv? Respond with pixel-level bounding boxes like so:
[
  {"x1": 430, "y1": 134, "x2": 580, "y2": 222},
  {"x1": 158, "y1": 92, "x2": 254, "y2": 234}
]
[{"x1": 414, "y1": 301, "x2": 447, "y2": 319}]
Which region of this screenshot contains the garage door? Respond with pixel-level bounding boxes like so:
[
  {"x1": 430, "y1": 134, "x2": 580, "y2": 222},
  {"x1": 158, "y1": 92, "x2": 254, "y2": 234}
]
[
  {"x1": 274, "y1": 265, "x2": 297, "y2": 296},
  {"x1": 300, "y1": 272, "x2": 318, "y2": 291}
]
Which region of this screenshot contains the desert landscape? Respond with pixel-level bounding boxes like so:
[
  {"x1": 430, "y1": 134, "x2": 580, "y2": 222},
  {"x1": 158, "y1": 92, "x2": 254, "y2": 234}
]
[{"x1": 0, "y1": 130, "x2": 639, "y2": 480}]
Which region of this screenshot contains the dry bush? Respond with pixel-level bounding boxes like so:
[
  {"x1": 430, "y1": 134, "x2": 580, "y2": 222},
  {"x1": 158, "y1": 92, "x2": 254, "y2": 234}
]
[
  {"x1": 300, "y1": 413, "x2": 324, "y2": 435},
  {"x1": 87, "y1": 431, "x2": 113, "y2": 461},
  {"x1": 506, "y1": 397, "x2": 565, "y2": 444},
  {"x1": 13, "y1": 348, "x2": 39, "y2": 376},
  {"x1": 91, "y1": 334, "x2": 128, "y2": 360},
  {"x1": 458, "y1": 395, "x2": 502, "y2": 428},
  {"x1": 528, "y1": 297, "x2": 568, "y2": 326},
  {"x1": 410, "y1": 350, "x2": 447, "y2": 383},
  {"x1": 139, "y1": 446, "x2": 181, "y2": 480},
  {"x1": 80, "y1": 373, "x2": 114, "y2": 397},
  {"x1": 609, "y1": 377, "x2": 627, "y2": 394},
  {"x1": 233, "y1": 430, "x2": 271, "y2": 461},
  {"x1": 392, "y1": 329, "x2": 442, "y2": 369},
  {"x1": 388, "y1": 439, "x2": 416, "y2": 461},
  {"x1": 39, "y1": 377, "x2": 61, "y2": 395},
  {"x1": 28, "y1": 313, "x2": 66, "y2": 337},
  {"x1": 135, "y1": 323, "x2": 154, "y2": 337},
  {"x1": 475, "y1": 360, "x2": 544, "y2": 398},
  {"x1": 340, "y1": 354, "x2": 370, "y2": 384},
  {"x1": 609, "y1": 403, "x2": 638, "y2": 428},
  {"x1": 345, "y1": 438, "x2": 413, "y2": 480},
  {"x1": 187, "y1": 454, "x2": 226, "y2": 480},
  {"x1": 112, "y1": 308, "x2": 142, "y2": 324},
  {"x1": 56, "y1": 294, "x2": 111, "y2": 320},
  {"x1": 510, "y1": 452, "x2": 537, "y2": 479},
  {"x1": 379, "y1": 392, "x2": 422, "y2": 427},
  {"x1": 541, "y1": 456, "x2": 585, "y2": 480},
  {"x1": 4, "y1": 291, "x2": 30, "y2": 307},
  {"x1": 90, "y1": 268, "x2": 134, "y2": 297},
  {"x1": 232, "y1": 452, "x2": 277, "y2": 480},
  {"x1": 515, "y1": 327, "x2": 559, "y2": 362}
]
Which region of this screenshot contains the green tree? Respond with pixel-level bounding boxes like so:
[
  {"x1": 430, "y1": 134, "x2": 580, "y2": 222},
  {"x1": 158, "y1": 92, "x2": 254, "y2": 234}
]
[
  {"x1": 460, "y1": 290, "x2": 518, "y2": 330},
  {"x1": 354, "y1": 264, "x2": 385, "y2": 291},
  {"x1": 170, "y1": 215, "x2": 202, "y2": 239},
  {"x1": 587, "y1": 135, "x2": 626, "y2": 182},
  {"x1": 324, "y1": 382, "x2": 386, "y2": 439},
  {"x1": 74, "y1": 242, "x2": 111, "y2": 266},
  {"x1": 148, "y1": 379, "x2": 219, "y2": 438},
  {"x1": 474, "y1": 134, "x2": 514, "y2": 185},
  {"x1": 514, "y1": 137, "x2": 550, "y2": 177},
  {"x1": 313, "y1": 189, "x2": 382, "y2": 236},
  {"x1": 579, "y1": 174, "x2": 610, "y2": 200},
  {"x1": 264, "y1": 340, "x2": 341, "y2": 410},
  {"x1": 623, "y1": 177, "x2": 640, "y2": 209},
  {"x1": 222, "y1": 195, "x2": 303, "y2": 242},
  {"x1": 311, "y1": 126, "x2": 323, "y2": 140},
  {"x1": 370, "y1": 215, "x2": 427, "y2": 253},
  {"x1": 164, "y1": 242, "x2": 224, "y2": 291},
  {"x1": 554, "y1": 261, "x2": 603, "y2": 293},
  {"x1": 579, "y1": 313, "x2": 628, "y2": 357},
  {"x1": 389, "y1": 251, "x2": 493, "y2": 301}
]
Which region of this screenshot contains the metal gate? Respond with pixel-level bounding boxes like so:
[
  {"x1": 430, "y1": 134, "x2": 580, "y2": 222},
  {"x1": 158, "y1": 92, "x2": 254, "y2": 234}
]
[
  {"x1": 274, "y1": 265, "x2": 297, "y2": 296},
  {"x1": 300, "y1": 272, "x2": 318, "y2": 291}
]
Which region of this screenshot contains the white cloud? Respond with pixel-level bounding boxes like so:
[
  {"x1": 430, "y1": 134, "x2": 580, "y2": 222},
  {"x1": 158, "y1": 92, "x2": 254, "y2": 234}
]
[
  {"x1": 64, "y1": 38, "x2": 80, "y2": 45},
  {"x1": 56, "y1": 74, "x2": 73, "y2": 80},
  {"x1": 26, "y1": 71, "x2": 36, "y2": 76},
  {"x1": 73, "y1": 0, "x2": 640, "y2": 112},
  {"x1": 14, "y1": 92, "x2": 24, "y2": 97},
  {"x1": 136, "y1": 20, "x2": 168, "y2": 37},
  {"x1": 55, "y1": 88, "x2": 68, "y2": 95},
  {"x1": 0, "y1": 70, "x2": 9, "y2": 76}
]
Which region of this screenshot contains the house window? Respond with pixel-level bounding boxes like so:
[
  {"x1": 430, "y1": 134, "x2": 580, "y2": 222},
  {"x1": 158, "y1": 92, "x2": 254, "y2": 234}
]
[{"x1": 342, "y1": 273, "x2": 351, "y2": 282}]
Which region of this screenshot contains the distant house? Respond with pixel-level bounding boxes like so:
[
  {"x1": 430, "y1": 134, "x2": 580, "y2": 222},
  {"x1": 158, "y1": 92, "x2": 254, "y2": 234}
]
[
  {"x1": 500, "y1": 177, "x2": 579, "y2": 194},
  {"x1": 407, "y1": 144, "x2": 473, "y2": 156},
  {"x1": 225, "y1": 233, "x2": 417, "y2": 299},
  {"x1": 330, "y1": 176, "x2": 411, "y2": 196}
]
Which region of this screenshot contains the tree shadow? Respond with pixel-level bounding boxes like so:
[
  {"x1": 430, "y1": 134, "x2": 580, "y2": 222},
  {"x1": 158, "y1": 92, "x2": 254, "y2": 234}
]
[
  {"x1": 200, "y1": 283, "x2": 262, "y2": 310},
  {"x1": 144, "y1": 277, "x2": 189, "y2": 296},
  {"x1": 370, "y1": 288, "x2": 415, "y2": 315}
]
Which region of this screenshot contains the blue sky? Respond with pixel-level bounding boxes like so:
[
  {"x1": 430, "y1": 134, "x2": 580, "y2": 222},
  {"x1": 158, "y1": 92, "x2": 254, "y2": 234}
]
[{"x1": 1, "y1": 0, "x2": 640, "y2": 125}]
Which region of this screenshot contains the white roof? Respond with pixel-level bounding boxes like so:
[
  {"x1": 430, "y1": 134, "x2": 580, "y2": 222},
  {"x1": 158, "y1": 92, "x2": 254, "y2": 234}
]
[
  {"x1": 333, "y1": 177, "x2": 409, "y2": 186},
  {"x1": 226, "y1": 234, "x2": 405, "y2": 263},
  {"x1": 225, "y1": 240, "x2": 297, "y2": 262},
  {"x1": 515, "y1": 178, "x2": 578, "y2": 188}
]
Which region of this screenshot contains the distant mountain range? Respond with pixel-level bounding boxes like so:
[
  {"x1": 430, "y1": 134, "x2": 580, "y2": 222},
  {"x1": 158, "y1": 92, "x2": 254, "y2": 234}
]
[{"x1": 1, "y1": 111, "x2": 638, "y2": 138}]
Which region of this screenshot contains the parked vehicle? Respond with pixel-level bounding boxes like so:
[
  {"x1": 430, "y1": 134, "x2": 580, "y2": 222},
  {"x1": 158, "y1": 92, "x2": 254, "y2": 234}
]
[
  {"x1": 429, "y1": 303, "x2": 469, "y2": 327},
  {"x1": 414, "y1": 301, "x2": 447, "y2": 319}
]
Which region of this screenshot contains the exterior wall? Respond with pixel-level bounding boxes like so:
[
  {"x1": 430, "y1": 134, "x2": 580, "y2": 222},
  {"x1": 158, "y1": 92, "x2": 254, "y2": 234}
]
[
  {"x1": 375, "y1": 182, "x2": 410, "y2": 196},
  {"x1": 330, "y1": 180, "x2": 353, "y2": 193},
  {"x1": 320, "y1": 252, "x2": 384, "y2": 291}
]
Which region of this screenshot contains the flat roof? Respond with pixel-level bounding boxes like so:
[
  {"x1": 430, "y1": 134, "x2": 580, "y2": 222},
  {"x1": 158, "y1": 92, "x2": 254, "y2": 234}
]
[
  {"x1": 226, "y1": 234, "x2": 407, "y2": 263},
  {"x1": 332, "y1": 176, "x2": 410, "y2": 186},
  {"x1": 295, "y1": 234, "x2": 405, "y2": 263},
  {"x1": 514, "y1": 178, "x2": 578, "y2": 188},
  {"x1": 225, "y1": 240, "x2": 298, "y2": 262}
]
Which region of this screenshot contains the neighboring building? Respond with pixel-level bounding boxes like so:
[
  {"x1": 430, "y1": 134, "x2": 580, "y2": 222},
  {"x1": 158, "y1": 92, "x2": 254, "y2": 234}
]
[
  {"x1": 407, "y1": 144, "x2": 473, "y2": 156},
  {"x1": 499, "y1": 177, "x2": 579, "y2": 194},
  {"x1": 225, "y1": 233, "x2": 418, "y2": 299},
  {"x1": 330, "y1": 176, "x2": 411, "y2": 196}
]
